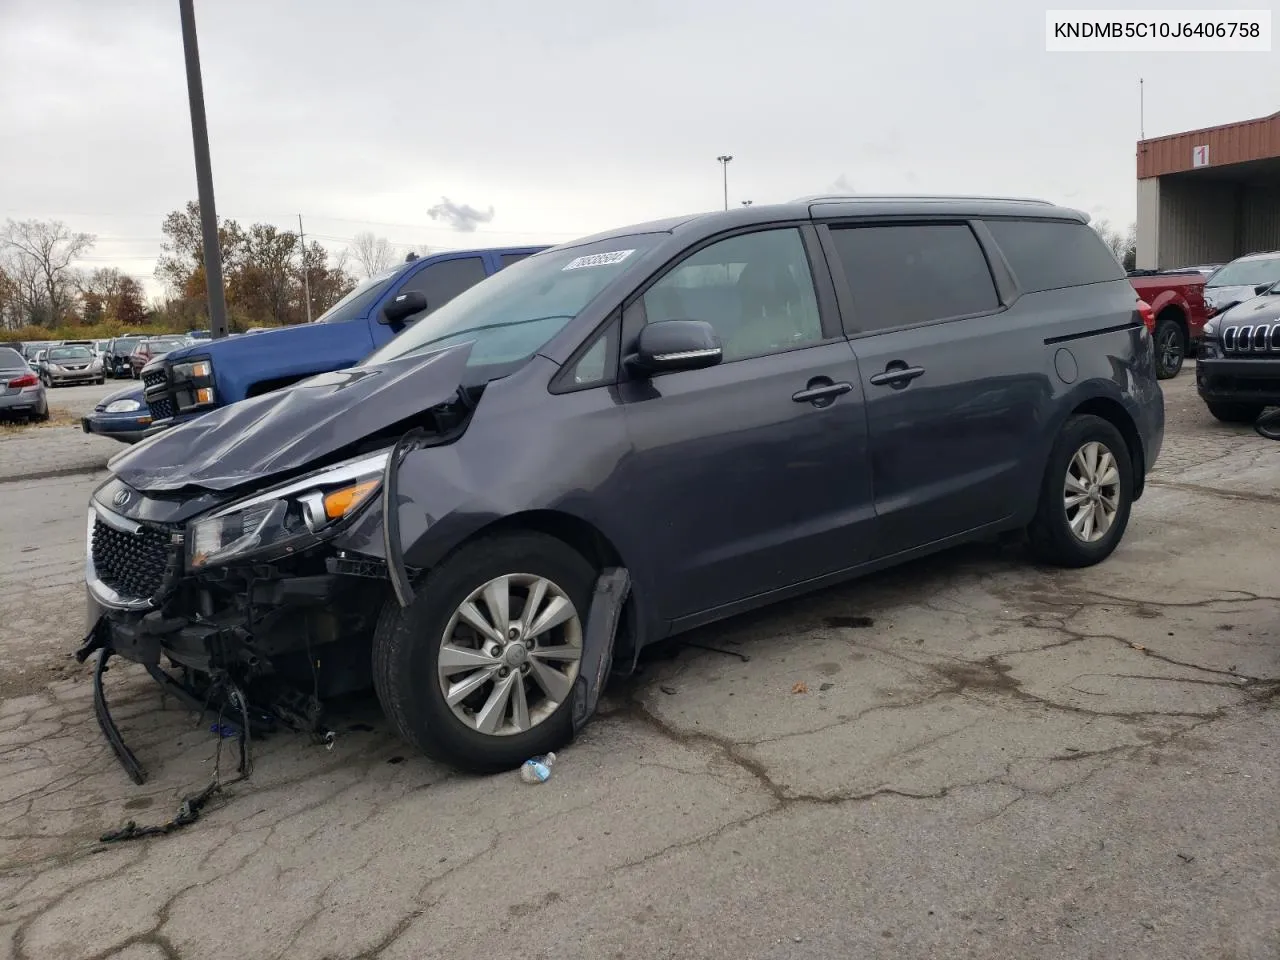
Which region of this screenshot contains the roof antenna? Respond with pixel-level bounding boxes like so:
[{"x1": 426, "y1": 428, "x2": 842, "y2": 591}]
[{"x1": 1139, "y1": 77, "x2": 1145, "y2": 140}]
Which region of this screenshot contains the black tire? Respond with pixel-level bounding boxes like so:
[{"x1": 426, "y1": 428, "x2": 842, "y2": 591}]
[
  {"x1": 1153, "y1": 317, "x2": 1185, "y2": 379},
  {"x1": 1206, "y1": 400, "x2": 1264, "y2": 424},
  {"x1": 372, "y1": 531, "x2": 596, "y2": 773},
  {"x1": 96, "y1": 377, "x2": 104, "y2": 385},
  {"x1": 1027, "y1": 414, "x2": 1133, "y2": 568},
  {"x1": 33, "y1": 402, "x2": 49, "y2": 422}
]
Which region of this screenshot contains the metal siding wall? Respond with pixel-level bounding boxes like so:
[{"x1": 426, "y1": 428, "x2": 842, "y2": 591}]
[
  {"x1": 1241, "y1": 185, "x2": 1280, "y2": 253},
  {"x1": 1157, "y1": 177, "x2": 1238, "y2": 266},
  {"x1": 1138, "y1": 114, "x2": 1280, "y2": 178},
  {"x1": 1136, "y1": 178, "x2": 1160, "y2": 269}
]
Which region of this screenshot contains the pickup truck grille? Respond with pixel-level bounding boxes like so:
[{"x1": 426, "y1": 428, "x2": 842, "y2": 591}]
[
  {"x1": 142, "y1": 362, "x2": 177, "y2": 422},
  {"x1": 1221, "y1": 324, "x2": 1280, "y2": 354}
]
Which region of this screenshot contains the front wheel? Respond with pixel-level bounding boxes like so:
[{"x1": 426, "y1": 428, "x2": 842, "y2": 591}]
[
  {"x1": 1154, "y1": 317, "x2": 1185, "y2": 379},
  {"x1": 372, "y1": 532, "x2": 596, "y2": 773},
  {"x1": 1206, "y1": 400, "x2": 1265, "y2": 424},
  {"x1": 1027, "y1": 414, "x2": 1133, "y2": 568}
]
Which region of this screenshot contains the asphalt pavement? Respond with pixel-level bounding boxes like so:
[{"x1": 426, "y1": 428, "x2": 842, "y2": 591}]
[{"x1": 1, "y1": 370, "x2": 1277, "y2": 960}]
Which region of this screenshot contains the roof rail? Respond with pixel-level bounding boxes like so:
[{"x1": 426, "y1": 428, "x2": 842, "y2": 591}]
[{"x1": 793, "y1": 193, "x2": 1055, "y2": 205}]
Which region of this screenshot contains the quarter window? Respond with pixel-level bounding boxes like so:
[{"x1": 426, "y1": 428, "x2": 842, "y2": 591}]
[
  {"x1": 396, "y1": 257, "x2": 488, "y2": 318},
  {"x1": 828, "y1": 223, "x2": 999, "y2": 333},
  {"x1": 641, "y1": 228, "x2": 823, "y2": 362},
  {"x1": 984, "y1": 219, "x2": 1125, "y2": 293}
]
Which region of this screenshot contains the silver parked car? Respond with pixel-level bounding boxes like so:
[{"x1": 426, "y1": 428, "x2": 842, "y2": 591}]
[
  {"x1": 40, "y1": 344, "x2": 104, "y2": 387},
  {"x1": 0, "y1": 346, "x2": 49, "y2": 421}
]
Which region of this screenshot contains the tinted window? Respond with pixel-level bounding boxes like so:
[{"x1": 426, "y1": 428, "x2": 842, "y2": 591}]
[
  {"x1": 315, "y1": 266, "x2": 402, "y2": 324},
  {"x1": 0, "y1": 348, "x2": 25, "y2": 369},
  {"x1": 643, "y1": 228, "x2": 823, "y2": 362},
  {"x1": 500, "y1": 253, "x2": 533, "y2": 269},
  {"x1": 984, "y1": 219, "x2": 1124, "y2": 293},
  {"x1": 398, "y1": 257, "x2": 488, "y2": 317},
  {"x1": 829, "y1": 224, "x2": 999, "y2": 331}
]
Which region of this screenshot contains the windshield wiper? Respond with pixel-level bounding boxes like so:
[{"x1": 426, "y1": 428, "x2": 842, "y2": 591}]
[{"x1": 402, "y1": 315, "x2": 574, "y2": 357}]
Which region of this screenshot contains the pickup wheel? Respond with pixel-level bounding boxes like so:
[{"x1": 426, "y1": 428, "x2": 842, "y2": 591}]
[
  {"x1": 372, "y1": 532, "x2": 595, "y2": 773},
  {"x1": 1027, "y1": 414, "x2": 1133, "y2": 568},
  {"x1": 1206, "y1": 400, "x2": 1265, "y2": 424},
  {"x1": 1153, "y1": 316, "x2": 1185, "y2": 379}
]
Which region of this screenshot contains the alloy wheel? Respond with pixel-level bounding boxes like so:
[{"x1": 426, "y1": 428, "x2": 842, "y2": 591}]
[
  {"x1": 1063, "y1": 440, "x2": 1121, "y2": 542},
  {"x1": 436, "y1": 573, "x2": 583, "y2": 736},
  {"x1": 1158, "y1": 325, "x2": 1183, "y2": 375}
]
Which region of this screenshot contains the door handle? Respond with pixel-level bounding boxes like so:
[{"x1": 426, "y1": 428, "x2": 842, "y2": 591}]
[
  {"x1": 791, "y1": 381, "x2": 854, "y2": 405},
  {"x1": 868, "y1": 365, "x2": 926, "y2": 387}
]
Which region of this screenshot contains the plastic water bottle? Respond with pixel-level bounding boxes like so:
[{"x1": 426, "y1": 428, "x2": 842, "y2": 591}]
[{"x1": 520, "y1": 752, "x2": 556, "y2": 784}]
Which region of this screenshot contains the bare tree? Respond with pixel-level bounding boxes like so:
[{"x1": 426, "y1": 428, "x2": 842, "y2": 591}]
[
  {"x1": 1091, "y1": 219, "x2": 1137, "y2": 271},
  {"x1": 349, "y1": 232, "x2": 395, "y2": 278},
  {"x1": 1, "y1": 219, "x2": 95, "y2": 326}
]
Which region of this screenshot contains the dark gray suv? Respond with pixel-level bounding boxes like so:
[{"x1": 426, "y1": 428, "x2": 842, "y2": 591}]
[{"x1": 82, "y1": 196, "x2": 1163, "y2": 777}]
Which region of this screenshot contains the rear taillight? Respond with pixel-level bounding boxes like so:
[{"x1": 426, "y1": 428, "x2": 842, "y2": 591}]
[
  {"x1": 1137, "y1": 300, "x2": 1156, "y2": 334},
  {"x1": 9, "y1": 373, "x2": 38, "y2": 388}
]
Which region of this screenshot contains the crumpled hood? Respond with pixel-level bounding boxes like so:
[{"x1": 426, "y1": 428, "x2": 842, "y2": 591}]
[{"x1": 110, "y1": 342, "x2": 473, "y2": 493}]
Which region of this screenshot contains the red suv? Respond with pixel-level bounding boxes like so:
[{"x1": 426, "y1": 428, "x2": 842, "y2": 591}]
[{"x1": 128, "y1": 337, "x2": 190, "y2": 379}]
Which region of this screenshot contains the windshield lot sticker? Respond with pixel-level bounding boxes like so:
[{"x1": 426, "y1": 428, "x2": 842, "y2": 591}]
[{"x1": 562, "y1": 249, "x2": 635, "y2": 271}]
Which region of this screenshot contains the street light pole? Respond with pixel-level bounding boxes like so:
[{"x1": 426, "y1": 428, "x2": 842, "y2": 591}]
[
  {"x1": 178, "y1": 0, "x2": 229, "y2": 340},
  {"x1": 716, "y1": 155, "x2": 733, "y2": 211}
]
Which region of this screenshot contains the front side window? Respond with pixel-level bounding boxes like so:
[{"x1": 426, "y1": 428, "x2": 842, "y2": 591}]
[
  {"x1": 642, "y1": 228, "x2": 823, "y2": 362},
  {"x1": 830, "y1": 223, "x2": 999, "y2": 332},
  {"x1": 396, "y1": 257, "x2": 488, "y2": 321},
  {"x1": 365, "y1": 235, "x2": 661, "y2": 373}
]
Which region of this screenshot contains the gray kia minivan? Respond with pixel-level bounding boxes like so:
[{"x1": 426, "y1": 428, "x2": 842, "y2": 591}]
[{"x1": 82, "y1": 196, "x2": 1163, "y2": 777}]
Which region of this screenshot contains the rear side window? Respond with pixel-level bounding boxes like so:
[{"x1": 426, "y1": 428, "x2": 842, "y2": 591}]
[
  {"x1": 499, "y1": 253, "x2": 532, "y2": 269},
  {"x1": 0, "y1": 348, "x2": 25, "y2": 369},
  {"x1": 984, "y1": 219, "x2": 1124, "y2": 293},
  {"x1": 829, "y1": 223, "x2": 999, "y2": 332}
]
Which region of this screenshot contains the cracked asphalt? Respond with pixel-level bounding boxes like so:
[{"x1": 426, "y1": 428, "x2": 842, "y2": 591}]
[{"x1": 2, "y1": 371, "x2": 1278, "y2": 960}]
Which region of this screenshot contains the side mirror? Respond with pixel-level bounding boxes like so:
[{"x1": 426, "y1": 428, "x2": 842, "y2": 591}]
[
  {"x1": 380, "y1": 290, "x2": 428, "y2": 329},
  {"x1": 627, "y1": 319, "x2": 723, "y2": 374}
]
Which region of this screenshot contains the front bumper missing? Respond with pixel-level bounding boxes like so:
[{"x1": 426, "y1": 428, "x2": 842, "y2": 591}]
[{"x1": 76, "y1": 617, "x2": 257, "y2": 785}]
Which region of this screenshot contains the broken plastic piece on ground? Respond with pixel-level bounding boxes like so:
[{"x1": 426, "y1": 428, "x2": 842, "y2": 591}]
[
  {"x1": 792, "y1": 681, "x2": 809, "y2": 694},
  {"x1": 520, "y1": 752, "x2": 556, "y2": 784}
]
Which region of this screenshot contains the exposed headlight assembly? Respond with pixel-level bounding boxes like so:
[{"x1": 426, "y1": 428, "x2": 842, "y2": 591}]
[
  {"x1": 105, "y1": 398, "x2": 143, "y2": 413},
  {"x1": 171, "y1": 358, "x2": 216, "y2": 409},
  {"x1": 187, "y1": 449, "x2": 388, "y2": 570}
]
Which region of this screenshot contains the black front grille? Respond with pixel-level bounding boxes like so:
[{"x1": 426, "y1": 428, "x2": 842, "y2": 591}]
[
  {"x1": 143, "y1": 363, "x2": 176, "y2": 421},
  {"x1": 91, "y1": 518, "x2": 174, "y2": 600}
]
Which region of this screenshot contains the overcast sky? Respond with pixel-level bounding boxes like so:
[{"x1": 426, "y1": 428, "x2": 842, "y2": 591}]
[{"x1": 1, "y1": 0, "x2": 1276, "y2": 296}]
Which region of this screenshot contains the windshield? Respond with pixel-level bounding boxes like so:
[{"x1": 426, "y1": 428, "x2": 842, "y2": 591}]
[
  {"x1": 48, "y1": 346, "x2": 92, "y2": 362},
  {"x1": 148, "y1": 339, "x2": 188, "y2": 353},
  {"x1": 114, "y1": 338, "x2": 142, "y2": 352},
  {"x1": 1207, "y1": 257, "x2": 1280, "y2": 288},
  {"x1": 315, "y1": 266, "x2": 403, "y2": 324},
  {"x1": 363, "y1": 237, "x2": 657, "y2": 370}
]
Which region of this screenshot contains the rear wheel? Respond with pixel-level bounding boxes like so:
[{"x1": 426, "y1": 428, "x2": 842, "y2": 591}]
[
  {"x1": 1154, "y1": 317, "x2": 1186, "y2": 379},
  {"x1": 1027, "y1": 414, "x2": 1133, "y2": 568},
  {"x1": 1206, "y1": 400, "x2": 1264, "y2": 424},
  {"x1": 372, "y1": 532, "x2": 596, "y2": 773}
]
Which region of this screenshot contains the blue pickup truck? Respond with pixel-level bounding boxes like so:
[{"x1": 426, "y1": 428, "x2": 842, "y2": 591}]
[{"x1": 83, "y1": 246, "x2": 544, "y2": 441}]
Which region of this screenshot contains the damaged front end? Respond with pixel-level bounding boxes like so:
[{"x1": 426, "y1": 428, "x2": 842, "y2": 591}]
[{"x1": 80, "y1": 345, "x2": 478, "y2": 783}]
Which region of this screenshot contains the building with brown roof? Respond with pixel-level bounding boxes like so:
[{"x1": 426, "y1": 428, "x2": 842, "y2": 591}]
[{"x1": 1136, "y1": 110, "x2": 1280, "y2": 269}]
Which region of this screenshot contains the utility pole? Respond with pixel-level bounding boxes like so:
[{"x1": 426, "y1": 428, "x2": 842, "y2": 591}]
[
  {"x1": 178, "y1": 0, "x2": 229, "y2": 340},
  {"x1": 717, "y1": 155, "x2": 733, "y2": 211},
  {"x1": 298, "y1": 214, "x2": 312, "y2": 323}
]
